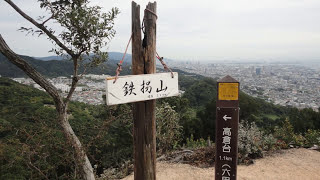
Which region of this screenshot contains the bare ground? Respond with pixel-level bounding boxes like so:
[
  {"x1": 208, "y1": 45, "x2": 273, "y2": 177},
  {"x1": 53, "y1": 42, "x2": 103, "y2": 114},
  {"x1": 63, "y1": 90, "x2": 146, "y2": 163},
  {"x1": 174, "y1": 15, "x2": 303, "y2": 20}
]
[{"x1": 122, "y1": 148, "x2": 320, "y2": 180}]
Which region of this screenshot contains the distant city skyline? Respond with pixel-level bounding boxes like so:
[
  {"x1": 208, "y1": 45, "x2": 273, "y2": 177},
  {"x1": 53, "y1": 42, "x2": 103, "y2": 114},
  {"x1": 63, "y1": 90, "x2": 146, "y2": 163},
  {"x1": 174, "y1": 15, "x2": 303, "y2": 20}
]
[{"x1": 1, "y1": 0, "x2": 320, "y2": 61}]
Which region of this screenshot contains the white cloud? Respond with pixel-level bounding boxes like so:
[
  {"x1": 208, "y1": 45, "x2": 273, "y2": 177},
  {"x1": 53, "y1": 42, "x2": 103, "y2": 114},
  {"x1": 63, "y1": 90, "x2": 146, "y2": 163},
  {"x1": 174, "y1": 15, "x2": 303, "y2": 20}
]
[{"x1": 0, "y1": 0, "x2": 319, "y2": 61}]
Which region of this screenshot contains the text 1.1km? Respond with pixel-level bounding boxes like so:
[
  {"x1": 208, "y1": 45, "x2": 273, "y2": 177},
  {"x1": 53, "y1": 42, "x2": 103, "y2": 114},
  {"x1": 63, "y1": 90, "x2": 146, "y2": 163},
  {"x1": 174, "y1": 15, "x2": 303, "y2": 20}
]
[{"x1": 219, "y1": 156, "x2": 232, "y2": 161}]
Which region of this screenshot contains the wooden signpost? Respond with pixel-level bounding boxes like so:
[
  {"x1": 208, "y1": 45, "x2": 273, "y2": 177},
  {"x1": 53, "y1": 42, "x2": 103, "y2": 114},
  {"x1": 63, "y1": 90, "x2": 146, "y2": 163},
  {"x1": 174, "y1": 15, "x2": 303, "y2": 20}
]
[
  {"x1": 215, "y1": 75, "x2": 240, "y2": 180},
  {"x1": 131, "y1": 2, "x2": 158, "y2": 179},
  {"x1": 106, "y1": 72, "x2": 179, "y2": 105},
  {"x1": 105, "y1": 1, "x2": 180, "y2": 180}
]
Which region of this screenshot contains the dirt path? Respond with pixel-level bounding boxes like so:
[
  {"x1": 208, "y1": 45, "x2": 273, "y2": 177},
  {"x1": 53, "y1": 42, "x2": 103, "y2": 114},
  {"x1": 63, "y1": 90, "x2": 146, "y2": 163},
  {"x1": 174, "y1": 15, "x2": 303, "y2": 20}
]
[{"x1": 122, "y1": 148, "x2": 320, "y2": 180}]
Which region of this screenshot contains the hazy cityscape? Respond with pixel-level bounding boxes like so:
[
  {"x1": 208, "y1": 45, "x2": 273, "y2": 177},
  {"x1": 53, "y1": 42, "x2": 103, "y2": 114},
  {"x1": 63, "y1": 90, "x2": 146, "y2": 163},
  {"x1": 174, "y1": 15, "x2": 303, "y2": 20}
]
[
  {"x1": 12, "y1": 74, "x2": 108, "y2": 105},
  {"x1": 10, "y1": 61, "x2": 320, "y2": 112},
  {"x1": 170, "y1": 61, "x2": 320, "y2": 111}
]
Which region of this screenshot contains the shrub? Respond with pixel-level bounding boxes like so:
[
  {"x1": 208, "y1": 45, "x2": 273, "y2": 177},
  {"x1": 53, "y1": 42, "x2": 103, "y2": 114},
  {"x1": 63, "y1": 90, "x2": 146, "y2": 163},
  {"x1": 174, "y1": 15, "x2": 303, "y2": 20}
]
[
  {"x1": 304, "y1": 129, "x2": 320, "y2": 147},
  {"x1": 261, "y1": 134, "x2": 278, "y2": 151},
  {"x1": 274, "y1": 118, "x2": 295, "y2": 148},
  {"x1": 238, "y1": 122, "x2": 263, "y2": 159},
  {"x1": 184, "y1": 134, "x2": 208, "y2": 149},
  {"x1": 274, "y1": 118, "x2": 306, "y2": 147},
  {"x1": 293, "y1": 134, "x2": 306, "y2": 147},
  {"x1": 275, "y1": 140, "x2": 287, "y2": 149},
  {"x1": 156, "y1": 103, "x2": 182, "y2": 154}
]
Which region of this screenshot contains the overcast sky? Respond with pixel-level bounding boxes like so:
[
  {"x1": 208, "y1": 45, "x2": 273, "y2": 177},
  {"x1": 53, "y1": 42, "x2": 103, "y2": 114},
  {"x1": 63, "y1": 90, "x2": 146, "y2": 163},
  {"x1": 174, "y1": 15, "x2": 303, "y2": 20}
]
[{"x1": 1, "y1": 0, "x2": 320, "y2": 61}]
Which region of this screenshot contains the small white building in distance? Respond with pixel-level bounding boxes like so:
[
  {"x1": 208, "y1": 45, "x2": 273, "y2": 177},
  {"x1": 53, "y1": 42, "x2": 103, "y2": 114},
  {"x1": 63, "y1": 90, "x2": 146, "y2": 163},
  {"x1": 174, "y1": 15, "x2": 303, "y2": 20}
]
[{"x1": 54, "y1": 83, "x2": 70, "y2": 92}]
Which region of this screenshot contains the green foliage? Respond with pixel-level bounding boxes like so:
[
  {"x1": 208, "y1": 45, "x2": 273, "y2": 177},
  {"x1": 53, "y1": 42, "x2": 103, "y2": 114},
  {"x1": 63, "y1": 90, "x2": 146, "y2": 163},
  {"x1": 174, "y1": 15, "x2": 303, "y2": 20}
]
[
  {"x1": 159, "y1": 76, "x2": 217, "y2": 141},
  {"x1": 175, "y1": 70, "x2": 205, "y2": 91},
  {"x1": 0, "y1": 78, "x2": 133, "y2": 178},
  {"x1": 157, "y1": 96, "x2": 201, "y2": 141},
  {"x1": 36, "y1": 0, "x2": 119, "y2": 64},
  {"x1": 304, "y1": 129, "x2": 320, "y2": 147},
  {"x1": 182, "y1": 77, "x2": 216, "y2": 107},
  {"x1": 98, "y1": 160, "x2": 132, "y2": 180},
  {"x1": 294, "y1": 134, "x2": 306, "y2": 147},
  {"x1": 238, "y1": 122, "x2": 264, "y2": 159},
  {"x1": 274, "y1": 118, "x2": 296, "y2": 147},
  {"x1": 238, "y1": 121, "x2": 279, "y2": 162},
  {"x1": 67, "y1": 103, "x2": 133, "y2": 175},
  {"x1": 0, "y1": 53, "x2": 131, "y2": 78},
  {"x1": 197, "y1": 98, "x2": 216, "y2": 140},
  {"x1": 274, "y1": 118, "x2": 309, "y2": 148},
  {"x1": 261, "y1": 134, "x2": 278, "y2": 151},
  {"x1": 157, "y1": 96, "x2": 190, "y2": 114},
  {"x1": 288, "y1": 107, "x2": 320, "y2": 134},
  {"x1": 176, "y1": 74, "x2": 297, "y2": 143},
  {"x1": 0, "y1": 78, "x2": 77, "y2": 179},
  {"x1": 176, "y1": 73, "x2": 320, "y2": 156},
  {"x1": 180, "y1": 108, "x2": 202, "y2": 139},
  {"x1": 184, "y1": 134, "x2": 207, "y2": 149},
  {"x1": 0, "y1": 78, "x2": 188, "y2": 178},
  {"x1": 156, "y1": 103, "x2": 182, "y2": 153},
  {"x1": 2, "y1": 67, "x2": 320, "y2": 178}
]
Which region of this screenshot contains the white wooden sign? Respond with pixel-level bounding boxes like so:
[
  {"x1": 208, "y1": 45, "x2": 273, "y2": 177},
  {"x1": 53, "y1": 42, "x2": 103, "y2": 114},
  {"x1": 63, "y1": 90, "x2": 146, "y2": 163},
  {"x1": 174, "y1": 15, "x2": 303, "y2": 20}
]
[{"x1": 105, "y1": 72, "x2": 179, "y2": 105}]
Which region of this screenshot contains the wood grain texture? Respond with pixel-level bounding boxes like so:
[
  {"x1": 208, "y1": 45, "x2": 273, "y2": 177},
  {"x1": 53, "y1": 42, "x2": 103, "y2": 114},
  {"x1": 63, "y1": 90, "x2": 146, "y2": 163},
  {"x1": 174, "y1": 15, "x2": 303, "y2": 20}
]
[{"x1": 132, "y1": 1, "x2": 157, "y2": 180}]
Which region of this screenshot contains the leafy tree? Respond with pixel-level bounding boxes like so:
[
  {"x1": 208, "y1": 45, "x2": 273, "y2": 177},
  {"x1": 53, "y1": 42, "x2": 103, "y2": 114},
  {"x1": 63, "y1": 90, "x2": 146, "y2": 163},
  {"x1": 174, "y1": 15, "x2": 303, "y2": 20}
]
[
  {"x1": 0, "y1": 78, "x2": 135, "y2": 179},
  {"x1": 0, "y1": 0, "x2": 119, "y2": 179},
  {"x1": 182, "y1": 77, "x2": 216, "y2": 107},
  {"x1": 274, "y1": 118, "x2": 296, "y2": 146},
  {"x1": 0, "y1": 78, "x2": 75, "y2": 179},
  {"x1": 197, "y1": 98, "x2": 216, "y2": 139},
  {"x1": 288, "y1": 108, "x2": 318, "y2": 134}
]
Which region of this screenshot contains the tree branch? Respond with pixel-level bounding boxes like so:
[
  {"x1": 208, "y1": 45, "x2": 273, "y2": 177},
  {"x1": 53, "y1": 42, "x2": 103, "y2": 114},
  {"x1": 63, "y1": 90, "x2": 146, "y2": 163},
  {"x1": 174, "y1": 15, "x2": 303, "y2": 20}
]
[
  {"x1": 41, "y1": 15, "x2": 53, "y2": 25},
  {"x1": 0, "y1": 34, "x2": 64, "y2": 109},
  {"x1": 64, "y1": 76, "x2": 79, "y2": 104},
  {"x1": 64, "y1": 57, "x2": 79, "y2": 104},
  {"x1": 26, "y1": 153, "x2": 49, "y2": 180},
  {"x1": 4, "y1": 0, "x2": 75, "y2": 57},
  {"x1": 79, "y1": 63, "x2": 89, "y2": 79}
]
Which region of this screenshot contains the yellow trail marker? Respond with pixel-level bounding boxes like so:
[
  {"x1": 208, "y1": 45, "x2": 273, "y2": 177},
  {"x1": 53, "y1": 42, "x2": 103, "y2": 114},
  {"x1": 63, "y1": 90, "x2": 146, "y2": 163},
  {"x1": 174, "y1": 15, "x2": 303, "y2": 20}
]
[{"x1": 218, "y1": 83, "x2": 239, "y2": 100}]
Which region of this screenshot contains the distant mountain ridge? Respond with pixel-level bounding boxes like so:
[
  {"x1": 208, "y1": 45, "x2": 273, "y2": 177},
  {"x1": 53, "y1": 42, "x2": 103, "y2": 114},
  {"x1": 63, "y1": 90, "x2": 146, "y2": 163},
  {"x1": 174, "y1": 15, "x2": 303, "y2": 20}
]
[
  {"x1": 34, "y1": 55, "x2": 65, "y2": 61},
  {"x1": 0, "y1": 52, "x2": 173, "y2": 78},
  {"x1": 34, "y1": 52, "x2": 132, "y2": 62},
  {"x1": 0, "y1": 53, "x2": 131, "y2": 78},
  {"x1": 34, "y1": 51, "x2": 174, "y2": 64}
]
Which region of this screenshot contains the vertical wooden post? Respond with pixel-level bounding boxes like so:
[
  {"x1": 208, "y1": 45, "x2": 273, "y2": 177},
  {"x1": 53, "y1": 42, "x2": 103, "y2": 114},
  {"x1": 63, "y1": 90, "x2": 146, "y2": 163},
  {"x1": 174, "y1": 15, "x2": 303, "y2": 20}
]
[
  {"x1": 215, "y1": 75, "x2": 240, "y2": 180},
  {"x1": 132, "y1": 1, "x2": 157, "y2": 180}
]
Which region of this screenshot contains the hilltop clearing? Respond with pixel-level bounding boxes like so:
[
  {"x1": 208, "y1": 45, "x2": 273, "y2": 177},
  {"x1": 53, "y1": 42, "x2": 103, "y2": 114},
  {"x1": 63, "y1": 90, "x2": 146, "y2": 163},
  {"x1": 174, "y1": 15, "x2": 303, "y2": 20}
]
[
  {"x1": 1, "y1": 73, "x2": 319, "y2": 178},
  {"x1": 122, "y1": 148, "x2": 320, "y2": 180}
]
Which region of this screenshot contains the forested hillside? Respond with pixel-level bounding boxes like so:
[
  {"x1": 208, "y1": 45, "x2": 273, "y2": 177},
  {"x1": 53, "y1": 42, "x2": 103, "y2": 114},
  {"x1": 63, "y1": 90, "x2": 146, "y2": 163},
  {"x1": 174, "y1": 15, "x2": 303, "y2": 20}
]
[
  {"x1": 0, "y1": 77, "x2": 134, "y2": 178},
  {"x1": 1, "y1": 70, "x2": 320, "y2": 178},
  {"x1": 0, "y1": 53, "x2": 131, "y2": 77},
  {"x1": 161, "y1": 74, "x2": 320, "y2": 140}
]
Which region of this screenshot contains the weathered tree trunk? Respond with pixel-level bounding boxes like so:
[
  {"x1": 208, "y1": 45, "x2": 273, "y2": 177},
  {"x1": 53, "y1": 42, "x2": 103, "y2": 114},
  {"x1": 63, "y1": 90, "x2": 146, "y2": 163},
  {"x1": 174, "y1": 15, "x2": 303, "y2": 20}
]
[
  {"x1": 0, "y1": 35, "x2": 95, "y2": 180},
  {"x1": 132, "y1": 2, "x2": 157, "y2": 180},
  {"x1": 58, "y1": 106, "x2": 95, "y2": 180}
]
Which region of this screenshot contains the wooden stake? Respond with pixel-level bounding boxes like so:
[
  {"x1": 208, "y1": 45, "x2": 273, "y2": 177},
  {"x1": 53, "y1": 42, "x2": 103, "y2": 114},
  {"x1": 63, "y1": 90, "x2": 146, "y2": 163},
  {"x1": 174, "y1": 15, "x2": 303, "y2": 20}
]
[
  {"x1": 215, "y1": 75, "x2": 239, "y2": 180},
  {"x1": 132, "y1": 1, "x2": 157, "y2": 180}
]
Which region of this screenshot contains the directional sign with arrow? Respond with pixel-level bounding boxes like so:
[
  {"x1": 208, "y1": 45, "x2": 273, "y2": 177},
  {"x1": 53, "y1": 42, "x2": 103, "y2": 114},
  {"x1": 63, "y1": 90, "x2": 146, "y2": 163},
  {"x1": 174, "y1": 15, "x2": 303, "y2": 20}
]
[
  {"x1": 223, "y1": 115, "x2": 232, "y2": 121},
  {"x1": 216, "y1": 107, "x2": 239, "y2": 179},
  {"x1": 216, "y1": 75, "x2": 240, "y2": 180}
]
